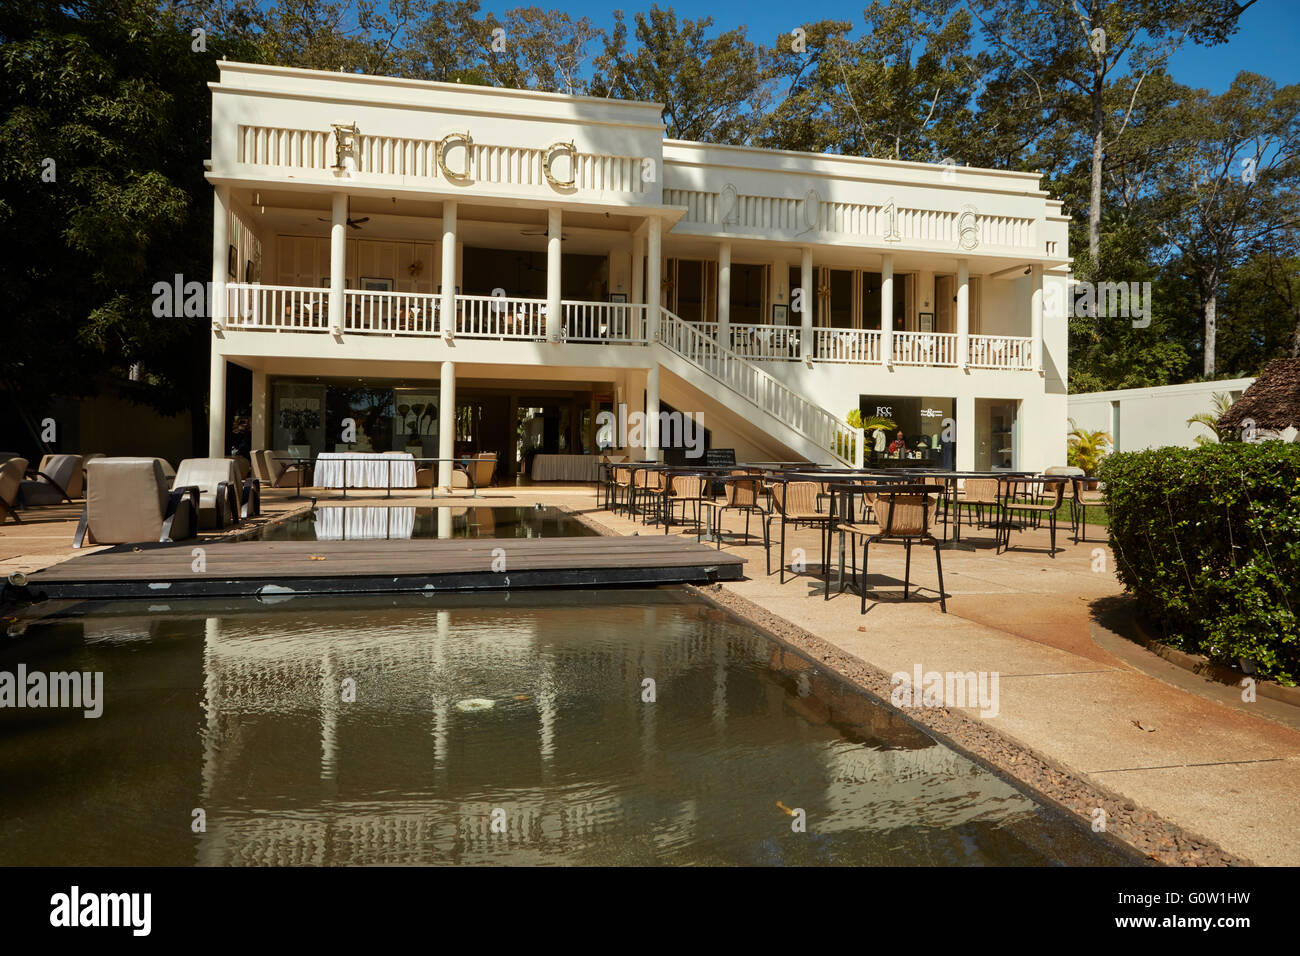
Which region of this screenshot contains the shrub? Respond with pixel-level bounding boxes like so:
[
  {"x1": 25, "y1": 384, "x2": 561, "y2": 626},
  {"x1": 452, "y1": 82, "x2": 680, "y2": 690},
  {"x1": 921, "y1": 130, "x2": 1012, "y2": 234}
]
[{"x1": 1100, "y1": 442, "x2": 1300, "y2": 684}]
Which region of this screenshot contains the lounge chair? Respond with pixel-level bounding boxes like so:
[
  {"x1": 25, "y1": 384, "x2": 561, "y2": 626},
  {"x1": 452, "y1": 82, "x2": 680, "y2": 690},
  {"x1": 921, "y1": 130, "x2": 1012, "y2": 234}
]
[
  {"x1": 72, "y1": 458, "x2": 199, "y2": 547},
  {"x1": 20, "y1": 454, "x2": 84, "y2": 506},
  {"x1": 174, "y1": 457, "x2": 254, "y2": 530},
  {"x1": 255, "y1": 449, "x2": 307, "y2": 489},
  {"x1": 1, "y1": 458, "x2": 29, "y2": 525}
]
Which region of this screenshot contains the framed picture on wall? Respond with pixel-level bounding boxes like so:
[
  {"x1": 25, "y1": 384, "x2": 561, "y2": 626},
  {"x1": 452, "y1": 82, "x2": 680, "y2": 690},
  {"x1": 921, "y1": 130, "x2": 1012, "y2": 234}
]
[
  {"x1": 361, "y1": 277, "x2": 393, "y2": 292},
  {"x1": 772, "y1": 303, "x2": 789, "y2": 324},
  {"x1": 608, "y1": 293, "x2": 627, "y2": 303},
  {"x1": 244, "y1": 260, "x2": 254, "y2": 283},
  {"x1": 227, "y1": 244, "x2": 238, "y2": 278},
  {"x1": 919, "y1": 311, "x2": 935, "y2": 332}
]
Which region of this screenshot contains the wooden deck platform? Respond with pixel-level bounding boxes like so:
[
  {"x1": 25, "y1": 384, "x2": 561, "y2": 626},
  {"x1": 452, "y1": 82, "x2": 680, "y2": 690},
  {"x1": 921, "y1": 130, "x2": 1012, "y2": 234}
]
[{"x1": 25, "y1": 535, "x2": 746, "y2": 600}]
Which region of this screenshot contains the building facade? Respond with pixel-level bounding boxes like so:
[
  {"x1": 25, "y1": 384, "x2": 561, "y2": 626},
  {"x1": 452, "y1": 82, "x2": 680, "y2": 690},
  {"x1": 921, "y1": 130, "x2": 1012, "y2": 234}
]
[{"x1": 206, "y1": 61, "x2": 1071, "y2": 479}]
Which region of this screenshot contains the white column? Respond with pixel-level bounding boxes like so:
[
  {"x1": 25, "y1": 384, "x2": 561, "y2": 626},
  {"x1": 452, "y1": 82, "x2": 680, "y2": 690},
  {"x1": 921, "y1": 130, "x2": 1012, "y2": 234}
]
[
  {"x1": 440, "y1": 200, "x2": 457, "y2": 340},
  {"x1": 1030, "y1": 264, "x2": 1044, "y2": 373},
  {"x1": 328, "y1": 192, "x2": 347, "y2": 333},
  {"x1": 956, "y1": 394, "x2": 976, "y2": 471},
  {"x1": 881, "y1": 253, "x2": 894, "y2": 367},
  {"x1": 799, "y1": 248, "x2": 813, "y2": 360},
  {"x1": 207, "y1": 348, "x2": 226, "y2": 456},
  {"x1": 631, "y1": 231, "x2": 645, "y2": 305},
  {"x1": 211, "y1": 185, "x2": 229, "y2": 329},
  {"x1": 957, "y1": 259, "x2": 970, "y2": 370},
  {"x1": 438, "y1": 360, "x2": 455, "y2": 489},
  {"x1": 546, "y1": 207, "x2": 563, "y2": 342},
  {"x1": 645, "y1": 362, "x2": 660, "y2": 461},
  {"x1": 251, "y1": 369, "x2": 267, "y2": 450},
  {"x1": 717, "y1": 241, "x2": 731, "y2": 346},
  {"x1": 646, "y1": 216, "x2": 661, "y2": 339}
]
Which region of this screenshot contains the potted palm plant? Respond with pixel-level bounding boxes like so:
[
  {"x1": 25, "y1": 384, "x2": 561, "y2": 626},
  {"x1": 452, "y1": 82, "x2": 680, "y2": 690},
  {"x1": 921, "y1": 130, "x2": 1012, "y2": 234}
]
[{"x1": 1066, "y1": 419, "x2": 1112, "y2": 478}]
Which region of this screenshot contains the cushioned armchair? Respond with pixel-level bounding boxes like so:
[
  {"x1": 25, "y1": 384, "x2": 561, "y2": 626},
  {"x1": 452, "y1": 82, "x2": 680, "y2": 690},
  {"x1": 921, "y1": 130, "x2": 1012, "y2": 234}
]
[
  {"x1": 174, "y1": 457, "x2": 251, "y2": 529},
  {"x1": 20, "y1": 453, "x2": 84, "y2": 506},
  {"x1": 1, "y1": 457, "x2": 29, "y2": 525},
  {"x1": 73, "y1": 458, "x2": 199, "y2": 547}
]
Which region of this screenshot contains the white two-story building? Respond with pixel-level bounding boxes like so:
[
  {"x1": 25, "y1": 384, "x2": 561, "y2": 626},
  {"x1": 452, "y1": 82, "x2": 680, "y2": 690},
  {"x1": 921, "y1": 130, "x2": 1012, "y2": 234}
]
[{"x1": 206, "y1": 61, "x2": 1070, "y2": 482}]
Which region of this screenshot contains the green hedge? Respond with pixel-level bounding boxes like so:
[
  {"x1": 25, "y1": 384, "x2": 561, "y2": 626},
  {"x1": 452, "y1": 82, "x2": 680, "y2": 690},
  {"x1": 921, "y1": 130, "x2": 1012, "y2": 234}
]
[{"x1": 1100, "y1": 442, "x2": 1300, "y2": 685}]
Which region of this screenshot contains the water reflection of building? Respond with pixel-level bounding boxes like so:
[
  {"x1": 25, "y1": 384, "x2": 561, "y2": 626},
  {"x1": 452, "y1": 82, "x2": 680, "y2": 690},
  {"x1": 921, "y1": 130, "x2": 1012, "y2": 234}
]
[{"x1": 186, "y1": 597, "x2": 1038, "y2": 865}]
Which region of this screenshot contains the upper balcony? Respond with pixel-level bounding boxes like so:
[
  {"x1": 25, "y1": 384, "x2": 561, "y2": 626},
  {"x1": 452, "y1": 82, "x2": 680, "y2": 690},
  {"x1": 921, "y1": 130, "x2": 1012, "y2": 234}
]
[{"x1": 219, "y1": 284, "x2": 1033, "y2": 372}]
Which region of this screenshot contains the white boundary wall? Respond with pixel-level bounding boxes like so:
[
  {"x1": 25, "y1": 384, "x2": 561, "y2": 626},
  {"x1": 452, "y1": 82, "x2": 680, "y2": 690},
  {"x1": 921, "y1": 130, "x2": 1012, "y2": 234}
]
[{"x1": 1068, "y1": 379, "x2": 1255, "y2": 453}]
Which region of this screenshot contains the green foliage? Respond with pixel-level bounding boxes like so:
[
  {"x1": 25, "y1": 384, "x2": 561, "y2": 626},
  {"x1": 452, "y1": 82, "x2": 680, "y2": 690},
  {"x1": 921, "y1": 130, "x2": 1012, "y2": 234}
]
[
  {"x1": 1100, "y1": 443, "x2": 1300, "y2": 683},
  {"x1": 846, "y1": 409, "x2": 896, "y2": 431},
  {"x1": 1066, "y1": 419, "x2": 1112, "y2": 475},
  {"x1": 1186, "y1": 391, "x2": 1236, "y2": 446}
]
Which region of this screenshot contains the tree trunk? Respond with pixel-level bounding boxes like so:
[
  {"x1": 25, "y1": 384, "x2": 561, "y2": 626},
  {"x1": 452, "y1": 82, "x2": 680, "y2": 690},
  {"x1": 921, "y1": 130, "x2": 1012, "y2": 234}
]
[
  {"x1": 1089, "y1": 68, "x2": 1104, "y2": 263},
  {"x1": 1290, "y1": 305, "x2": 1300, "y2": 358},
  {"x1": 1203, "y1": 292, "x2": 1217, "y2": 377}
]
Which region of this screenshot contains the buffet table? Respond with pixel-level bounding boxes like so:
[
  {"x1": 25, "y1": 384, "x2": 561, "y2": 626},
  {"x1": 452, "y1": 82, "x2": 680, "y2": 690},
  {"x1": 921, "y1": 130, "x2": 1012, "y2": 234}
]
[
  {"x1": 530, "y1": 454, "x2": 601, "y2": 482},
  {"x1": 314, "y1": 452, "x2": 417, "y2": 489}
]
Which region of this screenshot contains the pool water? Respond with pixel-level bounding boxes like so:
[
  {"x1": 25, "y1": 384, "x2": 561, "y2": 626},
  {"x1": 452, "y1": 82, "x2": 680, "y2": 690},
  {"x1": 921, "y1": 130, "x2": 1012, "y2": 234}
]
[
  {"x1": 0, "y1": 591, "x2": 1135, "y2": 866},
  {"x1": 256, "y1": 505, "x2": 598, "y2": 541}
]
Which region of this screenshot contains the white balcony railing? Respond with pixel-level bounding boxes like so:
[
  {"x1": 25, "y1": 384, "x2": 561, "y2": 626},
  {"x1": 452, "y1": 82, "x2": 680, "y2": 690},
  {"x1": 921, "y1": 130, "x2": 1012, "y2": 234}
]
[
  {"x1": 225, "y1": 283, "x2": 329, "y2": 330},
  {"x1": 344, "y1": 289, "x2": 438, "y2": 335},
  {"x1": 814, "y1": 328, "x2": 882, "y2": 364},
  {"x1": 968, "y1": 334, "x2": 1033, "y2": 370},
  {"x1": 729, "y1": 323, "x2": 800, "y2": 361},
  {"x1": 562, "y1": 301, "x2": 649, "y2": 343},
  {"x1": 455, "y1": 294, "x2": 546, "y2": 339},
  {"x1": 892, "y1": 331, "x2": 959, "y2": 367},
  {"x1": 221, "y1": 284, "x2": 1037, "y2": 373}
]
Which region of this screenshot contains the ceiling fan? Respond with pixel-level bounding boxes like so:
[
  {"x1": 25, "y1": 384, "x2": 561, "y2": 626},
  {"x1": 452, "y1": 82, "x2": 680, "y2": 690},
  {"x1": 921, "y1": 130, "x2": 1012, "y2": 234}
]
[
  {"x1": 317, "y1": 215, "x2": 371, "y2": 230},
  {"x1": 520, "y1": 228, "x2": 567, "y2": 240}
]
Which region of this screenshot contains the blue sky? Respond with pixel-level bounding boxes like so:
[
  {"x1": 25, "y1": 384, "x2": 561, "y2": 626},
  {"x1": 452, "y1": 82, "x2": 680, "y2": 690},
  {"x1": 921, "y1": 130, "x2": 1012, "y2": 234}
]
[{"x1": 473, "y1": 0, "x2": 1298, "y2": 92}]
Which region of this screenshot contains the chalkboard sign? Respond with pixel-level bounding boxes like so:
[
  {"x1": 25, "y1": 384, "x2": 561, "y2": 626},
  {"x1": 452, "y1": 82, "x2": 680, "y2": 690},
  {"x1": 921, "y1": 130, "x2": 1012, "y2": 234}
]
[
  {"x1": 705, "y1": 448, "x2": 737, "y2": 493},
  {"x1": 704, "y1": 447, "x2": 737, "y2": 469}
]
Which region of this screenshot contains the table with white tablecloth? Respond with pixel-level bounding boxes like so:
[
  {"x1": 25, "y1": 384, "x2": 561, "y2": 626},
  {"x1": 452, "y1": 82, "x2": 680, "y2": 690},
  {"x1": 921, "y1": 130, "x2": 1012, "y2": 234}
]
[
  {"x1": 530, "y1": 454, "x2": 601, "y2": 482},
  {"x1": 314, "y1": 452, "x2": 416, "y2": 488}
]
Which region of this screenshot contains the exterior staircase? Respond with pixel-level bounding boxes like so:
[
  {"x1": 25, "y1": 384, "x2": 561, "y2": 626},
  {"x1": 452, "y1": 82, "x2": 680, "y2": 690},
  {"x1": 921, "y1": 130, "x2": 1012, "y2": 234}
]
[{"x1": 656, "y1": 309, "x2": 863, "y2": 466}]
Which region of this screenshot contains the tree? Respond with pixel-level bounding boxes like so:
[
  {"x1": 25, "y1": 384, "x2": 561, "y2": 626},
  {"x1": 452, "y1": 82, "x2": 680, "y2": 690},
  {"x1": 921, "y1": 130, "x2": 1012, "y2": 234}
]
[
  {"x1": 591, "y1": 5, "x2": 773, "y2": 144},
  {"x1": 0, "y1": 0, "x2": 249, "y2": 453},
  {"x1": 760, "y1": 1, "x2": 983, "y2": 162},
  {"x1": 970, "y1": 0, "x2": 1254, "y2": 264},
  {"x1": 1112, "y1": 73, "x2": 1300, "y2": 375}
]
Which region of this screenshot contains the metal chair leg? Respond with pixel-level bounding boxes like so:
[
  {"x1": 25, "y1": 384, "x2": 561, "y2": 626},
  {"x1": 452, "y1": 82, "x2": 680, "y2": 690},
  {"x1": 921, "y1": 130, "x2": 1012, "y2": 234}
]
[{"x1": 933, "y1": 542, "x2": 947, "y2": 612}]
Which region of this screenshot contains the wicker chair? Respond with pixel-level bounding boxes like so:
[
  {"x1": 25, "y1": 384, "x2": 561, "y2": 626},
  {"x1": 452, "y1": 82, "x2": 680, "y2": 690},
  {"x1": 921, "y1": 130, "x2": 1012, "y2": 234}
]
[
  {"x1": 997, "y1": 477, "x2": 1066, "y2": 557},
  {"x1": 1071, "y1": 477, "x2": 1106, "y2": 543},
  {"x1": 954, "y1": 477, "x2": 999, "y2": 532},
  {"x1": 611, "y1": 466, "x2": 634, "y2": 514},
  {"x1": 765, "y1": 480, "x2": 830, "y2": 583},
  {"x1": 632, "y1": 468, "x2": 666, "y2": 525},
  {"x1": 709, "y1": 473, "x2": 767, "y2": 550},
  {"x1": 840, "y1": 486, "x2": 947, "y2": 614},
  {"x1": 663, "y1": 473, "x2": 709, "y2": 536}
]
